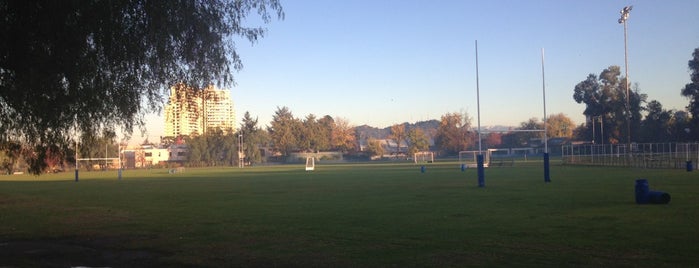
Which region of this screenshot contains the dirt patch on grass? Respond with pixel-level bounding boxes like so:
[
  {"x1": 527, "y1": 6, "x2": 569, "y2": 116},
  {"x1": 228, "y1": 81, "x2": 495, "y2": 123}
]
[{"x1": 0, "y1": 238, "x2": 163, "y2": 267}]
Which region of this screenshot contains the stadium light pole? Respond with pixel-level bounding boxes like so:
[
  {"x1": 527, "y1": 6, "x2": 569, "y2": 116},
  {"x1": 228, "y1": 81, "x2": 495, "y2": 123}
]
[{"x1": 619, "y1": 6, "x2": 632, "y2": 148}]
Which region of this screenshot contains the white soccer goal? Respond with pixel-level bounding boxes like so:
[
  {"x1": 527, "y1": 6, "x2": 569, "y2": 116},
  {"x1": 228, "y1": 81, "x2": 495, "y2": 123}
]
[
  {"x1": 168, "y1": 167, "x2": 186, "y2": 174},
  {"x1": 414, "y1": 151, "x2": 434, "y2": 164},
  {"x1": 458, "y1": 150, "x2": 491, "y2": 168},
  {"x1": 305, "y1": 157, "x2": 315, "y2": 171}
]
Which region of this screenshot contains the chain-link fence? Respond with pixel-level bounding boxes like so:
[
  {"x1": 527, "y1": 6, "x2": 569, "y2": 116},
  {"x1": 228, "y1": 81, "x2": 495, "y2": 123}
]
[{"x1": 562, "y1": 143, "x2": 699, "y2": 169}]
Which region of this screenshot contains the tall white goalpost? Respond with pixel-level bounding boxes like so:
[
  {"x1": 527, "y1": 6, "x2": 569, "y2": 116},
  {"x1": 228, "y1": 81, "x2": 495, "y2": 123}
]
[{"x1": 470, "y1": 41, "x2": 551, "y2": 186}]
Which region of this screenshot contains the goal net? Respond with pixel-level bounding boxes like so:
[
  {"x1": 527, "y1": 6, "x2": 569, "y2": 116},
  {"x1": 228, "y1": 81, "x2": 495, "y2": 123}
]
[
  {"x1": 305, "y1": 157, "x2": 315, "y2": 171},
  {"x1": 414, "y1": 151, "x2": 434, "y2": 164},
  {"x1": 458, "y1": 150, "x2": 491, "y2": 168}
]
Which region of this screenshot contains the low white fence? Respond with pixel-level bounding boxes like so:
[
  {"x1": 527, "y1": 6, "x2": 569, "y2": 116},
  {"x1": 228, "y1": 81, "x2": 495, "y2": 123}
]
[{"x1": 562, "y1": 143, "x2": 699, "y2": 169}]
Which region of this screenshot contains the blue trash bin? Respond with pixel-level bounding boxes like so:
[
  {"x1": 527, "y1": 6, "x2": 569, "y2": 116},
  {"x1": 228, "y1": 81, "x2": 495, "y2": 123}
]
[
  {"x1": 635, "y1": 179, "x2": 649, "y2": 204},
  {"x1": 648, "y1": 191, "x2": 671, "y2": 204}
]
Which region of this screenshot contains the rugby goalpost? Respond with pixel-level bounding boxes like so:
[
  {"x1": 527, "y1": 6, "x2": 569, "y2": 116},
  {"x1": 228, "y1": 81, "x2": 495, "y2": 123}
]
[
  {"x1": 74, "y1": 138, "x2": 124, "y2": 181},
  {"x1": 76, "y1": 157, "x2": 120, "y2": 170},
  {"x1": 471, "y1": 41, "x2": 550, "y2": 186}
]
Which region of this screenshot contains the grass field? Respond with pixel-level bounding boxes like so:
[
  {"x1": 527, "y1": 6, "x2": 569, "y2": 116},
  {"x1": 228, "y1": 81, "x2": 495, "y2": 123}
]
[{"x1": 1, "y1": 161, "x2": 698, "y2": 267}]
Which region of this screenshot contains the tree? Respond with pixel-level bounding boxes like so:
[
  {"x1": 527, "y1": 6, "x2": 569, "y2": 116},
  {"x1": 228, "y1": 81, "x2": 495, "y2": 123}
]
[
  {"x1": 546, "y1": 113, "x2": 575, "y2": 138},
  {"x1": 78, "y1": 129, "x2": 117, "y2": 170},
  {"x1": 573, "y1": 65, "x2": 645, "y2": 144},
  {"x1": 670, "y1": 111, "x2": 692, "y2": 142},
  {"x1": 331, "y1": 117, "x2": 356, "y2": 153},
  {"x1": 316, "y1": 115, "x2": 335, "y2": 151},
  {"x1": 300, "y1": 114, "x2": 328, "y2": 152},
  {"x1": 365, "y1": 138, "x2": 385, "y2": 159},
  {"x1": 484, "y1": 133, "x2": 502, "y2": 148},
  {"x1": 185, "y1": 135, "x2": 204, "y2": 167},
  {"x1": 638, "y1": 100, "x2": 673, "y2": 143},
  {"x1": 572, "y1": 123, "x2": 589, "y2": 142},
  {"x1": 43, "y1": 145, "x2": 66, "y2": 172},
  {"x1": 0, "y1": 141, "x2": 25, "y2": 174},
  {"x1": 239, "y1": 111, "x2": 269, "y2": 164},
  {"x1": 680, "y1": 47, "x2": 699, "y2": 139},
  {"x1": 406, "y1": 128, "x2": 430, "y2": 157},
  {"x1": 503, "y1": 118, "x2": 544, "y2": 147},
  {"x1": 268, "y1": 106, "x2": 300, "y2": 156},
  {"x1": 160, "y1": 137, "x2": 173, "y2": 147},
  {"x1": 222, "y1": 129, "x2": 238, "y2": 166},
  {"x1": 0, "y1": 0, "x2": 284, "y2": 174},
  {"x1": 205, "y1": 128, "x2": 228, "y2": 166},
  {"x1": 434, "y1": 112, "x2": 472, "y2": 155},
  {"x1": 388, "y1": 124, "x2": 407, "y2": 155}
]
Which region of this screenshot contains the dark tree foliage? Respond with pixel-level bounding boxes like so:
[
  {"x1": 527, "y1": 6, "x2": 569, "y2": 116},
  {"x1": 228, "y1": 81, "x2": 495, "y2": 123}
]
[
  {"x1": 268, "y1": 106, "x2": 300, "y2": 156},
  {"x1": 406, "y1": 128, "x2": 429, "y2": 156},
  {"x1": 638, "y1": 100, "x2": 673, "y2": 143},
  {"x1": 434, "y1": 112, "x2": 471, "y2": 155},
  {"x1": 239, "y1": 111, "x2": 269, "y2": 164},
  {"x1": 388, "y1": 124, "x2": 407, "y2": 154},
  {"x1": 299, "y1": 114, "x2": 332, "y2": 152},
  {"x1": 680, "y1": 48, "x2": 699, "y2": 139},
  {"x1": 573, "y1": 65, "x2": 645, "y2": 144},
  {"x1": 0, "y1": 0, "x2": 283, "y2": 174}
]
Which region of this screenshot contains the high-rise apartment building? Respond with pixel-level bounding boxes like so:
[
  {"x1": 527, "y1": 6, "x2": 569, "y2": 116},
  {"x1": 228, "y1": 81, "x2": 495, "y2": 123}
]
[{"x1": 164, "y1": 84, "x2": 236, "y2": 137}]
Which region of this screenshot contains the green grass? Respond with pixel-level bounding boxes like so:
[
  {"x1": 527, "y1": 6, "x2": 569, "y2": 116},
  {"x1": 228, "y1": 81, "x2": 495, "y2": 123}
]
[{"x1": 1, "y1": 162, "x2": 699, "y2": 267}]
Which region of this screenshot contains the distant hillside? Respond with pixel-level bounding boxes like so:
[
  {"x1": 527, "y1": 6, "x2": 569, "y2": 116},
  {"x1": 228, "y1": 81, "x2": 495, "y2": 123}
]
[
  {"x1": 356, "y1": 120, "x2": 515, "y2": 142},
  {"x1": 355, "y1": 120, "x2": 440, "y2": 141},
  {"x1": 475, "y1": 125, "x2": 517, "y2": 132}
]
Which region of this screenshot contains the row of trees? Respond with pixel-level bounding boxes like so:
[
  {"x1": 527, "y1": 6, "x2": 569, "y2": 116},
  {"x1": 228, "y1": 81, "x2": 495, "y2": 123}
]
[
  {"x1": 266, "y1": 107, "x2": 356, "y2": 155},
  {"x1": 181, "y1": 109, "x2": 575, "y2": 167},
  {"x1": 180, "y1": 107, "x2": 358, "y2": 166},
  {"x1": 364, "y1": 123, "x2": 431, "y2": 158},
  {"x1": 573, "y1": 47, "x2": 699, "y2": 144}
]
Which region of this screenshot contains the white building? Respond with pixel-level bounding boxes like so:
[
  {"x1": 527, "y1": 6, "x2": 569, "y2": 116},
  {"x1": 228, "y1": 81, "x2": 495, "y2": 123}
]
[
  {"x1": 202, "y1": 88, "x2": 236, "y2": 133},
  {"x1": 164, "y1": 84, "x2": 236, "y2": 137},
  {"x1": 121, "y1": 144, "x2": 188, "y2": 168}
]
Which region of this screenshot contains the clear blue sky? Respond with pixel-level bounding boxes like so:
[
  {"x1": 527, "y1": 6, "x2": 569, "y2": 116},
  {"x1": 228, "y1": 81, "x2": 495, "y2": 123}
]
[{"x1": 140, "y1": 0, "x2": 699, "y2": 142}]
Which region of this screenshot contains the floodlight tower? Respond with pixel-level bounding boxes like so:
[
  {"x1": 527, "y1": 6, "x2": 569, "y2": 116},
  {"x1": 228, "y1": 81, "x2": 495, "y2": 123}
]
[{"x1": 618, "y1": 5, "x2": 632, "y2": 147}]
